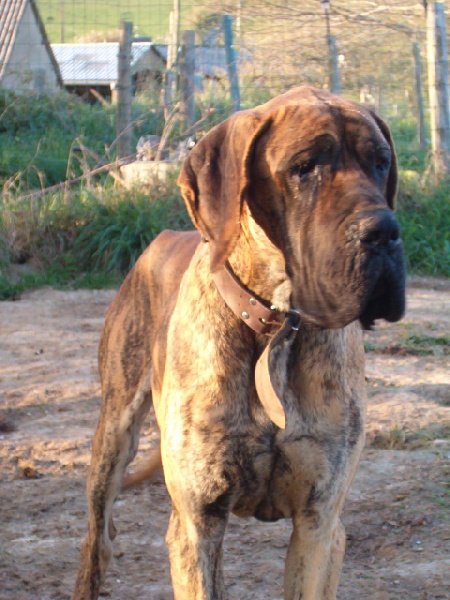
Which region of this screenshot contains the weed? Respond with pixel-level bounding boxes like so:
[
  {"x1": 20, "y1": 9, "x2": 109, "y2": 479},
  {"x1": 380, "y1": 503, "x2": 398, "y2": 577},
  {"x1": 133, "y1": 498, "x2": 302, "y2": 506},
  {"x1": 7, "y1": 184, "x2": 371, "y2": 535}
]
[
  {"x1": 364, "y1": 340, "x2": 379, "y2": 353},
  {"x1": 371, "y1": 423, "x2": 450, "y2": 450},
  {"x1": 0, "y1": 274, "x2": 23, "y2": 300},
  {"x1": 389, "y1": 118, "x2": 428, "y2": 172},
  {"x1": 400, "y1": 333, "x2": 450, "y2": 356},
  {"x1": 371, "y1": 423, "x2": 450, "y2": 451}
]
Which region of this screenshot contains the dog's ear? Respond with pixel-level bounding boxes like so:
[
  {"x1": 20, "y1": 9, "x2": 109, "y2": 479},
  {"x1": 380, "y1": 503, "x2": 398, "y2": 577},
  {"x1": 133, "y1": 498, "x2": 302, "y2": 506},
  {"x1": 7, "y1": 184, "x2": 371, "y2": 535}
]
[
  {"x1": 369, "y1": 110, "x2": 398, "y2": 209},
  {"x1": 178, "y1": 111, "x2": 265, "y2": 273}
]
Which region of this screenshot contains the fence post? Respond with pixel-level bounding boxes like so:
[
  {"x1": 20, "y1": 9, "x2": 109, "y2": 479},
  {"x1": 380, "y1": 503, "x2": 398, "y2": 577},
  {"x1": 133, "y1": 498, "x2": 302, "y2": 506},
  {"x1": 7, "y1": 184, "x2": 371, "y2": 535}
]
[
  {"x1": 180, "y1": 30, "x2": 196, "y2": 131},
  {"x1": 222, "y1": 15, "x2": 241, "y2": 111},
  {"x1": 117, "y1": 20, "x2": 133, "y2": 160},
  {"x1": 412, "y1": 42, "x2": 427, "y2": 151},
  {"x1": 426, "y1": 1, "x2": 450, "y2": 179},
  {"x1": 329, "y1": 34, "x2": 341, "y2": 95},
  {"x1": 164, "y1": 0, "x2": 180, "y2": 120},
  {"x1": 320, "y1": 2, "x2": 340, "y2": 94}
]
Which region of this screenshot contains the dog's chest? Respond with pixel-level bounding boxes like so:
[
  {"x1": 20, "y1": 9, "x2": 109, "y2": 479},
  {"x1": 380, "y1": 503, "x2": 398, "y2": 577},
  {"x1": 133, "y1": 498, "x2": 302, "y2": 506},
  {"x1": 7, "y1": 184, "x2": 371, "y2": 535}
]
[{"x1": 231, "y1": 393, "x2": 365, "y2": 522}]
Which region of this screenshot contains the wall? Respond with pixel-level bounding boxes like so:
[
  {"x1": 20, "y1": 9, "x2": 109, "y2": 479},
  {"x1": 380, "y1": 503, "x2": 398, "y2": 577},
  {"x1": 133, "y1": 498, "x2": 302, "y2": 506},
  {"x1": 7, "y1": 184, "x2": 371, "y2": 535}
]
[{"x1": 2, "y1": 1, "x2": 60, "y2": 91}]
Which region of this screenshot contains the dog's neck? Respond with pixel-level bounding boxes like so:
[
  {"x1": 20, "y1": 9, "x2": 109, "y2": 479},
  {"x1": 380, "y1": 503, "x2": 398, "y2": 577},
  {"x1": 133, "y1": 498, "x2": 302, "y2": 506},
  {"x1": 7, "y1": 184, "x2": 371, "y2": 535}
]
[{"x1": 226, "y1": 205, "x2": 292, "y2": 313}]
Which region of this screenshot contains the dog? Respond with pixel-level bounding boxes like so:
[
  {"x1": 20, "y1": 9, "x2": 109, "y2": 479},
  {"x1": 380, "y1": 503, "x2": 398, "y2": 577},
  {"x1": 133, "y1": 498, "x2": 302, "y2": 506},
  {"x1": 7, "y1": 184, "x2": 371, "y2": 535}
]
[{"x1": 72, "y1": 86, "x2": 405, "y2": 600}]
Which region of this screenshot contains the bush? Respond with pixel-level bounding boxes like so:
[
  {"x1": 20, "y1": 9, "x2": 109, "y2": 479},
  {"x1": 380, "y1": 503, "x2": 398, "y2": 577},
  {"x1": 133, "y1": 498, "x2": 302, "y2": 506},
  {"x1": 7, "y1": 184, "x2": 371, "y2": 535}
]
[
  {"x1": 0, "y1": 88, "x2": 165, "y2": 188},
  {"x1": 389, "y1": 117, "x2": 429, "y2": 172},
  {"x1": 0, "y1": 178, "x2": 191, "y2": 297},
  {"x1": 0, "y1": 88, "x2": 449, "y2": 300},
  {"x1": 397, "y1": 176, "x2": 450, "y2": 277},
  {"x1": 74, "y1": 182, "x2": 190, "y2": 272}
]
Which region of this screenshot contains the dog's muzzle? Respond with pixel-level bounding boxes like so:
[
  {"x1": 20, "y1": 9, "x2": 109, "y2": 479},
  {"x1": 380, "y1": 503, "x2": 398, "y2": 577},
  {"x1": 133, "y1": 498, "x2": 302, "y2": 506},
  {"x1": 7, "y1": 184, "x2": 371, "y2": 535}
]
[
  {"x1": 359, "y1": 208, "x2": 402, "y2": 255},
  {"x1": 356, "y1": 208, "x2": 406, "y2": 329}
]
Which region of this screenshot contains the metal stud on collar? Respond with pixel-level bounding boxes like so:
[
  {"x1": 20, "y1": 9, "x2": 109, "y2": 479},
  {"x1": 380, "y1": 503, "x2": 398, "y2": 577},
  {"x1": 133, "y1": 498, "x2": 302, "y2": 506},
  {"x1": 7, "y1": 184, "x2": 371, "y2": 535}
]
[{"x1": 212, "y1": 265, "x2": 285, "y2": 335}]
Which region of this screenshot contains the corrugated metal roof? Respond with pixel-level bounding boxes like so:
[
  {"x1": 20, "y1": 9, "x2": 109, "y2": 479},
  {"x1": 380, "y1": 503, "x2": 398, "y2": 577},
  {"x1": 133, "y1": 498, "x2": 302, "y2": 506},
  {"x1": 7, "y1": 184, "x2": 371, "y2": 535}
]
[
  {"x1": 52, "y1": 42, "x2": 166, "y2": 85},
  {"x1": 0, "y1": 0, "x2": 26, "y2": 77},
  {"x1": 0, "y1": 0, "x2": 63, "y2": 84},
  {"x1": 51, "y1": 41, "x2": 247, "y2": 87}
]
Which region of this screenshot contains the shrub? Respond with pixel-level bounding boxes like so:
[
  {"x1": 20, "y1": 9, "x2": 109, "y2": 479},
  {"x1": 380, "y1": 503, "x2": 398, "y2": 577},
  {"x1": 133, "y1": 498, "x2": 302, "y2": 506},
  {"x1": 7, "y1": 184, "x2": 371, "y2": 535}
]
[
  {"x1": 397, "y1": 176, "x2": 450, "y2": 277},
  {"x1": 74, "y1": 182, "x2": 190, "y2": 272},
  {"x1": 0, "y1": 88, "x2": 165, "y2": 188},
  {"x1": 0, "y1": 177, "x2": 191, "y2": 296}
]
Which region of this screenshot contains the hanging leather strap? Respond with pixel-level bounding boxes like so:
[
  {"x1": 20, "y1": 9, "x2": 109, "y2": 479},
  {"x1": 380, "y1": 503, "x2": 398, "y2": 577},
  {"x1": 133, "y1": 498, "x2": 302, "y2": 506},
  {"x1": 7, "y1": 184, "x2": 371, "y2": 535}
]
[
  {"x1": 255, "y1": 309, "x2": 301, "y2": 429},
  {"x1": 212, "y1": 264, "x2": 301, "y2": 430}
]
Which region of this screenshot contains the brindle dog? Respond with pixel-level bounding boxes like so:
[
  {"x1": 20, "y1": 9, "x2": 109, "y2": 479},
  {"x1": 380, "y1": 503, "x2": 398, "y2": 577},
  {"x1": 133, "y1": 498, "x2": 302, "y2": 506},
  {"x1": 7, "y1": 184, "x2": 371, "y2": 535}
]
[{"x1": 72, "y1": 86, "x2": 405, "y2": 600}]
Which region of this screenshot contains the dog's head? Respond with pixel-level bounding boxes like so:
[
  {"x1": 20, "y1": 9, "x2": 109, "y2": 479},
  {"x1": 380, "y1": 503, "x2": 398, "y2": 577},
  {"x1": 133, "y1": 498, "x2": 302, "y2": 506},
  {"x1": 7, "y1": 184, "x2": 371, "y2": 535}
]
[{"x1": 178, "y1": 86, "x2": 405, "y2": 329}]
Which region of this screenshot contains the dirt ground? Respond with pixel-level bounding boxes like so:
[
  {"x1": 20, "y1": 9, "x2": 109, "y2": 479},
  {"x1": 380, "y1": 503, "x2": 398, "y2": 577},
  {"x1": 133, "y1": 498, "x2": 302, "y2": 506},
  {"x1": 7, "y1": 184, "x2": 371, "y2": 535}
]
[{"x1": 0, "y1": 278, "x2": 449, "y2": 600}]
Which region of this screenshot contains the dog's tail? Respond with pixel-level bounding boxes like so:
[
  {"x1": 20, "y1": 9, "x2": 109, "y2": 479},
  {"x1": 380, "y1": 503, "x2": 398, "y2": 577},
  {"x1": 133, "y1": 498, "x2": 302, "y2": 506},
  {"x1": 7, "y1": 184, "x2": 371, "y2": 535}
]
[{"x1": 122, "y1": 446, "x2": 162, "y2": 490}]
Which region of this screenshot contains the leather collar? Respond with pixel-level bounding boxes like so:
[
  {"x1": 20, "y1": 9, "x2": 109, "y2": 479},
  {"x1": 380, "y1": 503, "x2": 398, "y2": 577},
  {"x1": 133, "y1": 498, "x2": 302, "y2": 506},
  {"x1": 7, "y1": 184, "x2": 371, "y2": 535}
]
[
  {"x1": 212, "y1": 264, "x2": 301, "y2": 430},
  {"x1": 212, "y1": 265, "x2": 285, "y2": 335}
]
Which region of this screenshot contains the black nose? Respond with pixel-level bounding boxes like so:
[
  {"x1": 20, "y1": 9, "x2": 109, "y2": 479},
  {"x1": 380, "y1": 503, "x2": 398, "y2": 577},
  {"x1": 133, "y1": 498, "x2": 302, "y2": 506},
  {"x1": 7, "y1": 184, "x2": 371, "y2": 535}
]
[{"x1": 359, "y1": 209, "x2": 401, "y2": 253}]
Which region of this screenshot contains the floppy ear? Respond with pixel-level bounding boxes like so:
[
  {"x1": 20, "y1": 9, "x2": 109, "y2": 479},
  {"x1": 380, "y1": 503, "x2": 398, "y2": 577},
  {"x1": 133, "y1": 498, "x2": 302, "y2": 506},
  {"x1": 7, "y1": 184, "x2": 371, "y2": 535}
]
[
  {"x1": 177, "y1": 110, "x2": 264, "y2": 273},
  {"x1": 369, "y1": 110, "x2": 398, "y2": 209}
]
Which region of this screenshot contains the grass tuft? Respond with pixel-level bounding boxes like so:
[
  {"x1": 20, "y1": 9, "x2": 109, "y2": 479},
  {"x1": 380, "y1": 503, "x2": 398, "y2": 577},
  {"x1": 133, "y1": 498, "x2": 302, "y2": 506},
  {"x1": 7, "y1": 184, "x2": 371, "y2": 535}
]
[
  {"x1": 370, "y1": 423, "x2": 450, "y2": 451},
  {"x1": 74, "y1": 185, "x2": 190, "y2": 272},
  {"x1": 0, "y1": 179, "x2": 190, "y2": 297}
]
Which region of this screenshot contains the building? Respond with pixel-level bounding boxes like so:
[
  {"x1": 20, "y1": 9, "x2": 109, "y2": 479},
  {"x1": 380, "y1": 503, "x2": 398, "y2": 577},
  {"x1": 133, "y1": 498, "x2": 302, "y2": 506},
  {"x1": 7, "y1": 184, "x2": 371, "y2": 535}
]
[
  {"x1": 51, "y1": 42, "x2": 166, "y2": 100},
  {"x1": 51, "y1": 41, "x2": 244, "y2": 101},
  {"x1": 0, "y1": 0, "x2": 62, "y2": 91}
]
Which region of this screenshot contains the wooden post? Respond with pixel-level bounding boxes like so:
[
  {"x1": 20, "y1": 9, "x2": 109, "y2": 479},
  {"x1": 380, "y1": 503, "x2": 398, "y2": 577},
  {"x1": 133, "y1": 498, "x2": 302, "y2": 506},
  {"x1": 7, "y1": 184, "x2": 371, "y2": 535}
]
[
  {"x1": 321, "y1": 4, "x2": 340, "y2": 95},
  {"x1": 180, "y1": 30, "x2": 196, "y2": 131},
  {"x1": 413, "y1": 42, "x2": 427, "y2": 151},
  {"x1": 117, "y1": 20, "x2": 133, "y2": 160},
  {"x1": 222, "y1": 15, "x2": 241, "y2": 111},
  {"x1": 60, "y1": 0, "x2": 65, "y2": 43},
  {"x1": 164, "y1": 0, "x2": 180, "y2": 119},
  {"x1": 329, "y1": 34, "x2": 341, "y2": 95},
  {"x1": 426, "y1": 1, "x2": 450, "y2": 179}
]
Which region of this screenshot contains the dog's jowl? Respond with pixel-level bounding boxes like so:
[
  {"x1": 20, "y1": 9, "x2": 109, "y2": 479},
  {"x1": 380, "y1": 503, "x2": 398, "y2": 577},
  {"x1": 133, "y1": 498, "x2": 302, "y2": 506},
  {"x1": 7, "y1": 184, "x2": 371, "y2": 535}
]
[{"x1": 72, "y1": 86, "x2": 405, "y2": 600}]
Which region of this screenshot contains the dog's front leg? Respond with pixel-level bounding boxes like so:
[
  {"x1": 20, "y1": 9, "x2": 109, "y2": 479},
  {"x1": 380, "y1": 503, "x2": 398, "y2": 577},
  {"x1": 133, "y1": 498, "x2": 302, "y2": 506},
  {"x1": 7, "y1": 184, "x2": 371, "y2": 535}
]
[
  {"x1": 284, "y1": 516, "x2": 346, "y2": 600},
  {"x1": 166, "y1": 503, "x2": 227, "y2": 600}
]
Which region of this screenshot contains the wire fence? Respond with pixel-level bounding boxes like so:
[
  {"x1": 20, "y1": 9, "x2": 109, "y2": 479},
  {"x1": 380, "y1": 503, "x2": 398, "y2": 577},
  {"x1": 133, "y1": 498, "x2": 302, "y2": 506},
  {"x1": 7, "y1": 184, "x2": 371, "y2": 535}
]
[{"x1": 1, "y1": 0, "x2": 450, "y2": 176}]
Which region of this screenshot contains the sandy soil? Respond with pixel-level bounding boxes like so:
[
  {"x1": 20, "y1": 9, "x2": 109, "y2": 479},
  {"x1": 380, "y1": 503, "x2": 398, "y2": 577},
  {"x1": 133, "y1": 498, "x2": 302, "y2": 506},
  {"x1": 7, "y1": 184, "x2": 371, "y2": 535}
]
[{"x1": 0, "y1": 279, "x2": 449, "y2": 600}]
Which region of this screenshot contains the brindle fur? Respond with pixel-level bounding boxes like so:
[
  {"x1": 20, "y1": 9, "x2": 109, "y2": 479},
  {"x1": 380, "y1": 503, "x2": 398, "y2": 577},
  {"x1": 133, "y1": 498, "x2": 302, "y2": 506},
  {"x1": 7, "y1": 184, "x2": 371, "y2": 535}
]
[{"x1": 72, "y1": 86, "x2": 405, "y2": 600}]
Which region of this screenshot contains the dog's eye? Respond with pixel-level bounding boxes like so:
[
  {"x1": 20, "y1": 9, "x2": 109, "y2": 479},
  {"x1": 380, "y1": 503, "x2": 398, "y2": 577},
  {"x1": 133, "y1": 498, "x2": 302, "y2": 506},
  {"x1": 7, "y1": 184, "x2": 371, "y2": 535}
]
[
  {"x1": 375, "y1": 155, "x2": 390, "y2": 175},
  {"x1": 290, "y1": 160, "x2": 316, "y2": 180}
]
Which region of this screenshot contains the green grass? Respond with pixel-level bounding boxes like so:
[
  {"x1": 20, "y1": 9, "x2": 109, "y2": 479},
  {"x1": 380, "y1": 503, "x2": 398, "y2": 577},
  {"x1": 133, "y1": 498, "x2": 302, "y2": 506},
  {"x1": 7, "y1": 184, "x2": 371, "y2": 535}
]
[
  {"x1": 0, "y1": 267, "x2": 122, "y2": 300},
  {"x1": 397, "y1": 176, "x2": 450, "y2": 277},
  {"x1": 389, "y1": 117, "x2": 429, "y2": 173},
  {"x1": 0, "y1": 180, "x2": 190, "y2": 299},
  {"x1": 365, "y1": 333, "x2": 450, "y2": 357},
  {"x1": 36, "y1": 0, "x2": 208, "y2": 43},
  {"x1": 0, "y1": 89, "x2": 165, "y2": 189},
  {"x1": 73, "y1": 183, "x2": 190, "y2": 272},
  {"x1": 0, "y1": 88, "x2": 449, "y2": 298},
  {"x1": 370, "y1": 423, "x2": 450, "y2": 451},
  {"x1": 401, "y1": 333, "x2": 450, "y2": 356},
  {"x1": 37, "y1": 0, "x2": 174, "y2": 42}
]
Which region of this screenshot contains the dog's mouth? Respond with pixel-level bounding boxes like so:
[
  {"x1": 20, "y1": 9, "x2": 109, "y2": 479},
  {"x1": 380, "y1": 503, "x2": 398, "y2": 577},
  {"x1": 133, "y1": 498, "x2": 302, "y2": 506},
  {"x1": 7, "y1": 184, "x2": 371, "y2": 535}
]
[
  {"x1": 358, "y1": 253, "x2": 406, "y2": 330},
  {"x1": 288, "y1": 237, "x2": 406, "y2": 331}
]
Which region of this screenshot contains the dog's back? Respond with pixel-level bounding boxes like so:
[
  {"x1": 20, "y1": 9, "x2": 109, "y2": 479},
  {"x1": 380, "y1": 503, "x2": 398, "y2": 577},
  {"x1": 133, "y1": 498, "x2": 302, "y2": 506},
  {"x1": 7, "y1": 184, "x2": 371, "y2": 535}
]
[{"x1": 98, "y1": 230, "x2": 200, "y2": 397}]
